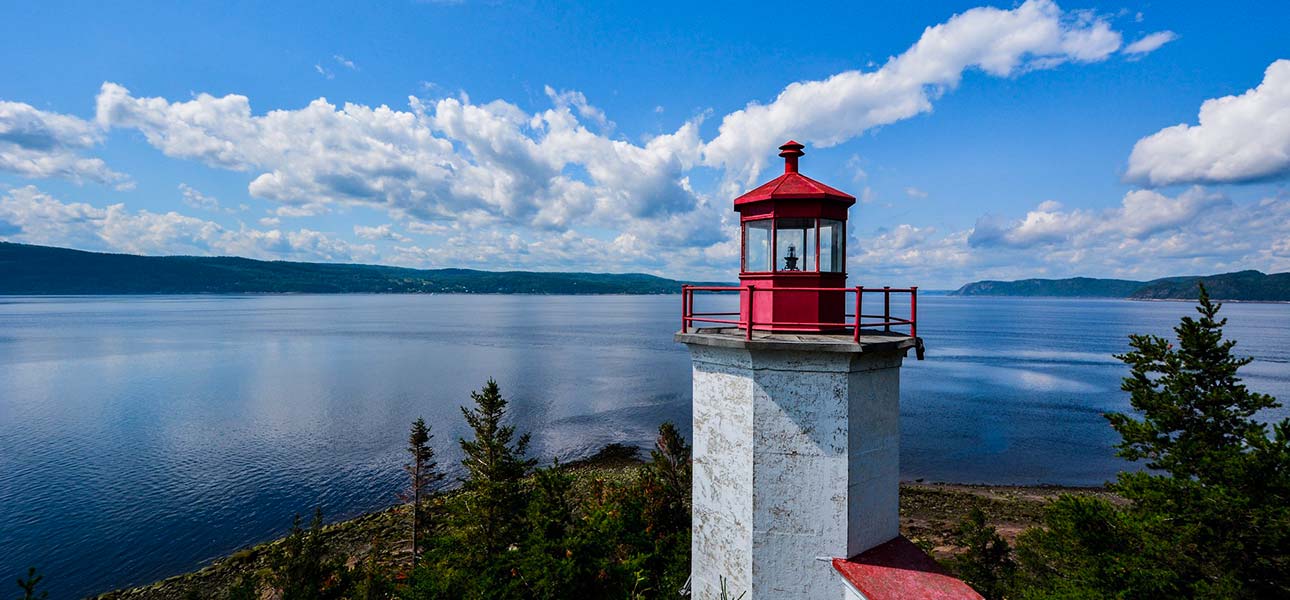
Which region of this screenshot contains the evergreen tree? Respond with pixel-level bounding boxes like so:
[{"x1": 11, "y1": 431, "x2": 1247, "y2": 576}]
[
  {"x1": 353, "y1": 537, "x2": 394, "y2": 600},
  {"x1": 1108, "y1": 284, "x2": 1279, "y2": 480},
  {"x1": 1009, "y1": 285, "x2": 1290, "y2": 598},
  {"x1": 458, "y1": 378, "x2": 536, "y2": 560},
  {"x1": 269, "y1": 508, "x2": 347, "y2": 600},
  {"x1": 573, "y1": 474, "x2": 653, "y2": 597},
  {"x1": 223, "y1": 574, "x2": 259, "y2": 600},
  {"x1": 516, "y1": 462, "x2": 588, "y2": 599},
  {"x1": 401, "y1": 553, "x2": 473, "y2": 600},
  {"x1": 15, "y1": 568, "x2": 47, "y2": 600},
  {"x1": 640, "y1": 421, "x2": 691, "y2": 540},
  {"x1": 1012, "y1": 494, "x2": 1179, "y2": 598},
  {"x1": 948, "y1": 509, "x2": 1015, "y2": 600},
  {"x1": 515, "y1": 460, "x2": 646, "y2": 599},
  {"x1": 527, "y1": 463, "x2": 576, "y2": 558},
  {"x1": 637, "y1": 422, "x2": 692, "y2": 595},
  {"x1": 403, "y1": 417, "x2": 444, "y2": 568}
]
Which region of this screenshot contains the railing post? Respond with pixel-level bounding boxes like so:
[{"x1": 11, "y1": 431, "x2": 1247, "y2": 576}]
[
  {"x1": 746, "y1": 285, "x2": 755, "y2": 340},
  {"x1": 910, "y1": 286, "x2": 918, "y2": 339},
  {"x1": 853, "y1": 286, "x2": 862, "y2": 343},
  {"x1": 687, "y1": 286, "x2": 693, "y2": 333},
  {"x1": 883, "y1": 286, "x2": 891, "y2": 332},
  {"x1": 680, "y1": 285, "x2": 689, "y2": 333}
]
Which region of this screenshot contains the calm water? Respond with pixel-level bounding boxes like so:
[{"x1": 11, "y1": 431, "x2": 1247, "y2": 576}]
[{"x1": 1, "y1": 294, "x2": 1287, "y2": 597}]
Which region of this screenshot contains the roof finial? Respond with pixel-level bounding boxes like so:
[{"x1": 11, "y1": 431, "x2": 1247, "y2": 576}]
[{"x1": 779, "y1": 140, "x2": 805, "y2": 174}]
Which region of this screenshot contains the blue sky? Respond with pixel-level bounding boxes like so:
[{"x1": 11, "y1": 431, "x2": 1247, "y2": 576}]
[{"x1": 1, "y1": 0, "x2": 1287, "y2": 288}]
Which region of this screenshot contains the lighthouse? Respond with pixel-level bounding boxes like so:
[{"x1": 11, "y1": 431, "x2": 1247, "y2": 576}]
[{"x1": 677, "y1": 142, "x2": 969, "y2": 599}]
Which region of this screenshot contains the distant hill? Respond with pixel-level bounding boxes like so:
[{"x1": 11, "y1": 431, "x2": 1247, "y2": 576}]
[
  {"x1": 0, "y1": 242, "x2": 715, "y2": 295},
  {"x1": 951, "y1": 277, "x2": 1148, "y2": 298},
  {"x1": 1129, "y1": 270, "x2": 1290, "y2": 302},
  {"x1": 951, "y1": 270, "x2": 1290, "y2": 301}
]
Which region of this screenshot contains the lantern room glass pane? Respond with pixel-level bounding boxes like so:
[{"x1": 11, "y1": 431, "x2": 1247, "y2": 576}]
[
  {"x1": 744, "y1": 220, "x2": 772, "y2": 272},
  {"x1": 819, "y1": 219, "x2": 844, "y2": 272},
  {"x1": 775, "y1": 218, "x2": 815, "y2": 271}
]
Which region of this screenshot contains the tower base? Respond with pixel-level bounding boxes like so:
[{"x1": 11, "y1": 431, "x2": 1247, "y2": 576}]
[{"x1": 676, "y1": 328, "x2": 916, "y2": 600}]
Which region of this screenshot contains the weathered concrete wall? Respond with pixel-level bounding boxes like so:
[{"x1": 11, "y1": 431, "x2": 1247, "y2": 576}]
[
  {"x1": 686, "y1": 344, "x2": 902, "y2": 600},
  {"x1": 690, "y1": 344, "x2": 756, "y2": 598}
]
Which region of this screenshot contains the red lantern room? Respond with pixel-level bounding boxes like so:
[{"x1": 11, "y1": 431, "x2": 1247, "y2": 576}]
[
  {"x1": 680, "y1": 140, "x2": 919, "y2": 346},
  {"x1": 734, "y1": 140, "x2": 856, "y2": 332}
]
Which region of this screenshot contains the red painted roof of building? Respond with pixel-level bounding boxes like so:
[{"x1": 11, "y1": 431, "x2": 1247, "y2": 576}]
[
  {"x1": 832, "y1": 536, "x2": 983, "y2": 600},
  {"x1": 733, "y1": 171, "x2": 857, "y2": 206},
  {"x1": 733, "y1": 140, "x2": 857, "y2": 207}
]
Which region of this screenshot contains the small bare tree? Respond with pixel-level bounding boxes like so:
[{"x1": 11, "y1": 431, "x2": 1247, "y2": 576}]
[
  {"x1": 403, "y1": 417, "x2": 444, "y2": 567},
  {"x1": 17, "y1": 567, "x2": 48, "y2": 600}
]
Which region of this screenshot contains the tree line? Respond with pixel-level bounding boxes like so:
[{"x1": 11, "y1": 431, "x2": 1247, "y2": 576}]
[{"x1": 217, "y1": 378, "x2": 692, "y2": 599}]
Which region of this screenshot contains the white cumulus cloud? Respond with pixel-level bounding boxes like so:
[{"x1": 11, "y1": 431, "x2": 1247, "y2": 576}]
[
  {"x1": 850, "y1": 188, "x2": 1289, "y2": 287},
  {"x1": 0, "y1": 100, "x2": 130, "y2": 187},
  {"x1": 702, "y1": 0, "x2": 1122, "y2": 187},
  {"x1": 354, "y1": 223, "x2": 412, "y2": 243},
  {"x1": 93, "y1": 82, "x2": 706, "y2": 235},
  {"x1": 969, "y1": 187, "x2": 1229, "y2": 249},
  {"x1": 178, "y1": 183, "x2": 224, "y2": 212},
  {"x1": 0, "y1": 185, "x2": 375, "y2": 262},
  {"x1": 1126, "y1": 59, "x2": 1290, "y2": 186}
]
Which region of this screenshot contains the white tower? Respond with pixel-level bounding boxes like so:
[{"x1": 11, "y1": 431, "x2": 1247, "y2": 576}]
[{"x1": 676, "y1": 333, "x2": 916, "y2": 598}]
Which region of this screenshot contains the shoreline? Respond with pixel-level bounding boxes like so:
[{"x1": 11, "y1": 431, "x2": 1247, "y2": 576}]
[{"x1": 95, "y1": 446, "x2": 1111, "y2": 600}]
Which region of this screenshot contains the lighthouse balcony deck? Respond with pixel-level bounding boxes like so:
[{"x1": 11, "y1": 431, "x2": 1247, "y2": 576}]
[
  {"x1": 674, "y1": 326, "x2": 922, "y2": 357},
  {"x1": 679, "y1": 284, "x2": 922, "y2": 358}
]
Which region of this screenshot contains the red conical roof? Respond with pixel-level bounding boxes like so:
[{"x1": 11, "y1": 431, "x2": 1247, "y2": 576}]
[{"x1": 733, "y1": 141, "x2": 856, "y2": 207}]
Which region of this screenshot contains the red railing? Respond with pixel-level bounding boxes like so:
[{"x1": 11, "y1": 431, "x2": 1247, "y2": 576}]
[{"x1": 681, "y1": 285, "x2": 918, "y2": 342}]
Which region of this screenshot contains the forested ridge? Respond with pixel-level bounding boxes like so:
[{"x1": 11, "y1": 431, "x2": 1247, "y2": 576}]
[
  {"x1": 952, "y1": 270, "x2": 1290, "y2": 301},
  {"x1": 0, "y1": 242, "x2": 712, "y2": 295}
]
